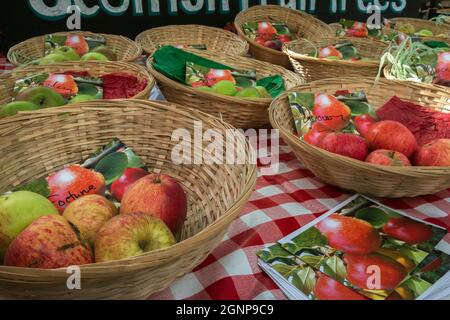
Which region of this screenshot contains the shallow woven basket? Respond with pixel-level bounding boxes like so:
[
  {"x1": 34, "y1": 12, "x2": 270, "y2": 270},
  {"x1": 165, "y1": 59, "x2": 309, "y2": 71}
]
[
  {"x1": 329, "y1": 22, "x2": 399, "y2": 42},
  {"x1": 147, "y1": 49, "x2": 304, "y2": 129},
  {"x1": 135, "y1": 24, "x2": 249, "y2": 56},
  {"x1": 269, "y1": 78, "x2": 450, "y2": 198},
  {"x1": 235, "y1": 5, "x2": 333, "y2": 68},
  {"x1": 0, "y1": 61, "x2": 155, "y2": 104},
  {"x1": 283, "y1": 37, "x2": 389, "y2": 82},
  {"x1": 7, "y1": 31, "x2": 143, "y2": 66},
  {"x1": 0, "y1": 99, "x2": 257, "y2": 299},
  {"x1": 391, "y1": 17, "x2": 450, "y2": 41}
]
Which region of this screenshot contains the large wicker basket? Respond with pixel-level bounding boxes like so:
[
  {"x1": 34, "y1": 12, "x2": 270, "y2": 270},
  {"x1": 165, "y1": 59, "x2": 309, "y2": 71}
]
[
  {"x1": 0, "y1": 61, "x2": 155, "y2": 104},
  {"x1": 0, "y1": 99, "x2": 257, "y2": 299},
  {"x1": 269, "y1": 78, "x2": 450, "y2": 198},
  {"x1": 147, "y1": 49, "x2": 304, "y2": 129},
  {"x1": 283, "y1": 37, "x2": 388, "y2": 82},
  {"x1": 390, "y1": 17, "x2": 450, "y2": 41},
  {"x1": 235, "y1": 5, "x2": 333, "y2": 68},
  {"x1": 135, "y1": 24, "x2": 249, "y2": 56},
  {"x1": 7, "y1": 31, "x2": 143, "y2": 66}
]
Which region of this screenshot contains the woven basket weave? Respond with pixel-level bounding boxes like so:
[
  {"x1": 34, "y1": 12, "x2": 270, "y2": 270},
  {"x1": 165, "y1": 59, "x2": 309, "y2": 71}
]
[
  {"x1": 135, "y1": 24, "x2": 249, "y2": 56},
  {"x1": 283, "y1": 37, "x2": 388, "y2": 82},
  {"x1": 0, "y1": 99, "x2": 257, "y2": 299},
  {"x1": 0, "y1": 61, "x2": 155, "y2": 104},
  {"x1": 7, "y1": 31, "x2": 142, "y2": 66},
  {"x1": 269, "y1": 78, "x2": 450, "y2": 198},
  {"x1": 147, "y1": 49, "x2": 304, "y2": 129},
  {"x1": 235, "y1": 5, "x2": 333, "y2": 68},
  {"x1": 391, "y1": 17, "x2": 450, "y2": 41}
]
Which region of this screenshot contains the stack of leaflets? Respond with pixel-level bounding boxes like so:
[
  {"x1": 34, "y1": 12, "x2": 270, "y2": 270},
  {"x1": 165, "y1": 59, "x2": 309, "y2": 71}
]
[{"x1": 257, "y1": 195, "x2": 450, "y2": 300}]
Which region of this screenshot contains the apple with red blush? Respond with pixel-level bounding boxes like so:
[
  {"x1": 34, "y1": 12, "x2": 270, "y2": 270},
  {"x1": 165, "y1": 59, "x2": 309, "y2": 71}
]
[
  {"x1": 414, "y1": 139, "x2": 450, "y2": 167},
  {"x1": 366, "y1": 150, "x2": 411, "y2": 166},
  {"x1": 353, "y1": 114, "x2": 377, "y2": 137},
  {"x1": 111, "y1": 168, "x2": 149, "y2": 201},
  {"x1": 320, "y1": 133, "x2": 368, "y2": 161}
]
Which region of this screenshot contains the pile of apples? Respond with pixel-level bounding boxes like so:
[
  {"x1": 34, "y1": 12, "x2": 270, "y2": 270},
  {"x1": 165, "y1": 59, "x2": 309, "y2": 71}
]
[
  {"x1": 253, "y1": 22, "x2": 293, "y2": 51},
  {"x1": 303, "y1": 93, "x2": 450, "y2": 167},
  {"x1": 40, "y1": 34, "x2": 117, "y2": 65},
  {"x1": 0, "y1": 165, "x2": 187, "y2": 269}
]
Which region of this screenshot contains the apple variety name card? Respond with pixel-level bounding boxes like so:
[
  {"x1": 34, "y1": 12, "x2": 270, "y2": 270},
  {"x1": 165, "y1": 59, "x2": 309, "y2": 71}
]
[{"x1": 257, "y1": 194, "x2": 450, "y2": 300}]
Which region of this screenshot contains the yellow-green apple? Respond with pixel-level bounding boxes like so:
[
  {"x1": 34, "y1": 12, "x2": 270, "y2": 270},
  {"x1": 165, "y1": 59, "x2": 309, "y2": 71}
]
[
  {"x1": 81, "y1": 52, "x2": 109, "y2": 61},
  {"x1": 38, "y1": 53, "x2": 70, "y2": 65},
  {"x1": 120, "y1": 173, "x2": 187, "y2": 233},
  {"x1": 92, "y1": 45, "x2": 117, "y2": 61},
  {"x1": 4, "y1": 215, "x2": 93, "y2": 268},
  {"x1": 47, "y1": 165, "x2": 106, "y2": 213},
  {"x1": 0, "y1": 101, "x2": 40, "y2": 116},
  {"x1": 63, "y1": 195, "x2": 117, "y2": 246},
  {"x1": 54, "y1": 46, "x2": 80, "y2": 61},
  {"x1": 15, "y1": 87, "x2": 65, "y2": 108},
  {"x1": 95, "y1": 212, "x2": 176, "y2": 262},
  {"x1": 0, "y1": 191, "x2": 59, "y2": 260},
  {"x1": 111, "y1": 168, "x2": 149, "y2": 201}
]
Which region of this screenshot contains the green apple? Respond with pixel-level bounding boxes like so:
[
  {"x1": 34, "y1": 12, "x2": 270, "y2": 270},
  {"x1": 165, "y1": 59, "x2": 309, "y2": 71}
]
[
  {"x1": 415, "y1": 29, "x2": 434, "y2": 37},
  {"x1": 0, "y1": 191, "x2": 59, "y2": 260},
  {"x1": 15, "y1": 87, "x2": 65, "y2": 108},
  {"x1": 235, "y1": 87, "x2": 261, "y2": 98},
  {"x1": 81, "y1": 52, "x2": 109, "y2": 61},
  {"x1": 0, "y1": 101, "x2": 40, "y2": 116},
  {"x1": 92, "y1": 46, "x2": 117, "y2": 61},
  {"x1": 255, "y1": 86, "x2": 271, "y2": 98},
  {"x1": 54, "y1": 46, "x2": 80, "y2": 61},
  {"x1": 195, "y1": 86, "x2": 214, "y2": 93},
  {"x1": 38, "y1": 53, "x2": 70, "y2": 65},
  {"x1": 68, "y1": 94, "x2": 97, "y2": 104},
  {"x1": 212, "y1": 80, "x2": 238, "y2": 96}
]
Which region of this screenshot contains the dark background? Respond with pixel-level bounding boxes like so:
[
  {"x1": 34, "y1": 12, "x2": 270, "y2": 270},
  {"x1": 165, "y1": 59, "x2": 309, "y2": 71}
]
[{"x1": 1, "y1": 1, "x2": 426, "y2": 54}]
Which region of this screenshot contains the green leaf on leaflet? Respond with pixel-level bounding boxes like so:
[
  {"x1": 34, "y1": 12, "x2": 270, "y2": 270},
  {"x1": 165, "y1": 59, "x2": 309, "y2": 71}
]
[
  {"x1": 290, "y1": 266, "x2": 317, "y2": 295},
  {"x1": 235, "y1": 77, "x2": 255, "y2": 88},
  {"x1": 355, "y1": 207, "x2": 389, "y2": 229},
  {"x1": 77, "y1": 83, "x2": 102, "y2": 99},
  {"x1": 288, "y1": 92, "x2": 315, "y2": 110},
  {"x1": 345, "y1": 100, "x2": 374, "y2": 116},
  {"x1": 282, "y1": 227, "x2": 328, "y2": 255},
  {"x1": 402, "y1": 276, "x2": 432, "y2": 297},
  {"x1": 322, "y1": 255, "x2": 347, "y2": 282},
  {"x1": 339, "y1": 19, "x2": 356, "y2": 29},
  {"x1": 300, "y1": 254, "x2": 325, "y2": 269},
  {"x1": 94, "y1": 152, "x2": 128, "y2": 185},
  {"x1": 398, "y1": 246, "x2": 429, "y2": 265},
  {"x1": 124, "y1": 149, "x2": 145, "y2": 169},
  {"x1": 257, "y1": 244, "x2": 295, "y2": 264},
  {"x1": 336, "y1": 44, "x2": 359, "y2": 60},
  {"x1": 13, "y1": 177, "x2": 51, "y2": 198},
  {"x1": 368, "y1": 28, "x2": 382, "y2": 38}
]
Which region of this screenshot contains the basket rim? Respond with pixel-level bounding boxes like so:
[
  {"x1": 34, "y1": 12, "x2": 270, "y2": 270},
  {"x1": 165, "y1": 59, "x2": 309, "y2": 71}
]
[
  {"x1": 234, "y1": 5, "x2": 333, "y2": 58},
  {"x1": 135, "y1": 24, "x2": 249, "y2": 56},
  {"x1": 389, "y1": 17, "x2": 450, "y2": 41},
  {"x1": 0, "y1": 99, "x2": 258, "y2": 276},
  {"x1": 0, "y1": 61, "x2": 155, "y2": 103},
  {"x1": 283, "y1": 37, "x2": 387, "y2": 68},
  {"x1": 269, "y1": 77, "x2": 450, "y2": 174},
  {"x1": 146, "y1": 49, "x2": 304, "y2": 106},
  {"x1": 7, "y1": 31, "x2": 143, "y2": 66}
]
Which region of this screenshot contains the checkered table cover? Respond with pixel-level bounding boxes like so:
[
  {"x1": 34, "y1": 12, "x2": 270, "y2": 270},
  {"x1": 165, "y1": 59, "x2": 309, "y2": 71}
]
[{"x1": 0, "y1": 55, "x2": 448, "y2": 300}]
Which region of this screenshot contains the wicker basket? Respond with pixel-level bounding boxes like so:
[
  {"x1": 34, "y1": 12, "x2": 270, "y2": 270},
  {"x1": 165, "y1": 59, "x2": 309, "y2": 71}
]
[
  {"x1": 146, "y1": 49, "x2": 304, "y2": 129},
  {"x1": 269, "y1": 78, "x2": 450, "y2": 198},
  {"x1": 235, "y1": 5, "x2": 333, "y2": 68},
  {"x1": 7, "y1": 31, "x2": 143, "y2": 66},
  {"x1": 391, "y1": 17, "x2": 450, "y2": 41},
  {"x1": 135, "y1": 24, "x2": 249, "y2": 56},
  {"x1": 0, "y1": 61, "x2": 155, "y2": 104},
  {"x1": 0, "y1": 99, "x2": 257, "y2": 299},
  {"x1": 283, "y1": 37, "x2": 388, "y2": 82}
]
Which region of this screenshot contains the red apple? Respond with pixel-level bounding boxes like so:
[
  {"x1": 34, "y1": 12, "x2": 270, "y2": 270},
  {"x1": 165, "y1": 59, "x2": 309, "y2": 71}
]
[
  {"x1": 205, "y1": 69, "x2": 236, "y2": 86},
  {"x1": 120, "y1": 173, "x2": 188, "y2": 233},
  {"x1": 313, "y1": 94, "x2": 351, "y2": 130},
  {"x1": 316, "y1": 214, "x2": 381, "y2": 254},
  {"x1": 319, "y1": 46, "x2": 343, "y2": 59},
  {"x1": 353, "y1": 114, "x2": 377, "y2": 137},
  {"x1": 65, "y1": 34, "x2": 89, "y2": 56},
  {"x1": 255, "y1": 36, "x2": 266, "y2": 46},
  {"x1": 436, "y1": 52, "x2": 450, "y2": 83},
  {"x1": 314, "y1": 273, "x2": 368, "y2": 300},
  {"x1": 257, "y1": 22, "x2": 277, "y2": 38},
  {"x1": 366, "y1": 120, "x2": 418, "y2": 157},
  {"x1": 366, "y1": 150, "x2": 411, "y2": 166},
  {"x1": 43, "y1": 74, "x2": 78, "y2": 98},
  {"x1": 264, "y1": 40, "x2": 282, "y2": 51},
  {"x1": 46, "y1": 165, "x2": 106, "y2": 213},
  {"x1": 414, "y1": 139, "x2": 450, "y2": 167},
  {"x1": 111, "y1": 168, "x2": 149, "y2": 201},
  {"x1": 304, "y1": 123, "x2": 331, "y2": 147},
  {"x1": 4, "y1": 215, "x2": 93, "y2": 268},
  {"x1": 320, "y1": 133, "x2": 368, "y2": 161},
  {"x1": 382, "y1": 217, "x2": 433, "y2": 244},
  {"x1": 277, "y1": 34, "x2": 292, "y2": 43}
]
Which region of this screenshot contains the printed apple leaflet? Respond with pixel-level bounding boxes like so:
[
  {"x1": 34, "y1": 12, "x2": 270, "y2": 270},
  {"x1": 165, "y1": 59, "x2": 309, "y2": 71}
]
[
  {"x1": 277, "y1": 195, "x2": 448, "y2": 300},
  {"x1": 13, "y1": 139, "x2": 148, "y2": 213},
  {"x1": 289, "y1": 90, "x2": 374, "y2": 137},
  {"x1": 309, "y1": 41, "x2": 367, "y2": 61},
  {"x1": 335, "y1": 19, "x2": 396, "y2": 41},
  {"x1": 12, "y1": 72, "x2": 103, "y2": 102},
  {"x1": 44, "y1": 33, "x2": 106, "y2": 56},
  {"x1": 242, "y1": 21, "x2": 294, "y2": 51}
]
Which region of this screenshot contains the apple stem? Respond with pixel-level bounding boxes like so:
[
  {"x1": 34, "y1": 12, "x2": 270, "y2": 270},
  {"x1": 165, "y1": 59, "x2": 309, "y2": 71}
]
[{"x1": 154, "y1": 173, "x2": 162, "y2": 184}]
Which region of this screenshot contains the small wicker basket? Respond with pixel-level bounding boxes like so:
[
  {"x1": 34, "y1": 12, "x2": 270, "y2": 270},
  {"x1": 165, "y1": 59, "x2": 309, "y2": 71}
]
[
  {"x1": 135, "y1": 24, "x2": 249, "y2": 56},
  {"x1": 7, "y1": 31, "x2": 143, "y2": 66},
  {"x1": 0, "y1": 61, "x2": 155, "y2": 104},
  {"x1": 146, "y1": 49, "x2": 304, "y2": 129},
  {"x1": 0, "y1": 99, "x2": 257, "y2": 299},
  {"x1": 269, "y1": 78, "x2": 450, "y2": 198},
  {"x1": 235, "y1": 5, "x2": 333, "y2": 68},
  {"x1": 283, "y1": 37, "x2": 389, "y2": 82},
  {"x1": 390, "y1": 17, "x2": 450, "y2": 42}
]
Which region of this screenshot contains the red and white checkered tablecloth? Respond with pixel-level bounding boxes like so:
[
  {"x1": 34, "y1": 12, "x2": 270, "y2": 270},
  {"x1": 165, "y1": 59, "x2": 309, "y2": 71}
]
[{"x1": 1, "y1": 56, "x2": 448, "y2": 300}]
